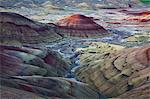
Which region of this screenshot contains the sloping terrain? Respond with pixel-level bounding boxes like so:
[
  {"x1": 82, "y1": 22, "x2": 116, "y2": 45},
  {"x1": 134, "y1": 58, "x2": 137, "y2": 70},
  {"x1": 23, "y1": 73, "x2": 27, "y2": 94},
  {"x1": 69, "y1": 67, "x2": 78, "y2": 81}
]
[
  {"x1": 0, "y1": 12, "x2": 62, "y2": 45},
  {"x1": 0, "y1": 0, "x2": 149, "y2": 99},
  {"x1": 0, "y1": 45, "x2": 106, "y2": 99},
  {"x1": 0, "y1": 45, "x2": 70, "y2": 77},
  {"x1": 75, "y1": 44, "x2": 150, "y2": 98},
  {"x1": 56, "y1": 14, "x2": 109, "y2": 38}
]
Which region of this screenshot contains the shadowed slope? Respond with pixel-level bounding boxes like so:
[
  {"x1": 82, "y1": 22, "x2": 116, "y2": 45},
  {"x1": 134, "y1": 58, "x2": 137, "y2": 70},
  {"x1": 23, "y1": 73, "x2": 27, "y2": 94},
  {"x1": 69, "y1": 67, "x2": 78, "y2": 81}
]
[
  {"x1": 0, "y1": 12, "x2": 62, "y2": 45},
  {"x1": 1, "y1": 76, "x2": 106, "y2": 99},
  {"x1": 0, "y1": 45, "x2": 70, "y2": 77}
]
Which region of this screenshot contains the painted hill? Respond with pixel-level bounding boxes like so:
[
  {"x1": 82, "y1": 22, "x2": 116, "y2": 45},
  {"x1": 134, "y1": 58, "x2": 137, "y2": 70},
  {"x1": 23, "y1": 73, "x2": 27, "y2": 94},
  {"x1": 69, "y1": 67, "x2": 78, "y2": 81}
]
[
  {"x1": 0, "y1": 12, "x2": 62, "y2": 45},
  {"x1": 0, "y1": 45, "x2": 105, "y2": 99},
  {"x1": 56, "y1": 14, "x2": 109, "y2": 38},
  {"x1": 75, "y1": 44, "x2": 150, "y2": 98},
  {"x1": 0, "y1": 45, "x2": 70, "y2": 77}
]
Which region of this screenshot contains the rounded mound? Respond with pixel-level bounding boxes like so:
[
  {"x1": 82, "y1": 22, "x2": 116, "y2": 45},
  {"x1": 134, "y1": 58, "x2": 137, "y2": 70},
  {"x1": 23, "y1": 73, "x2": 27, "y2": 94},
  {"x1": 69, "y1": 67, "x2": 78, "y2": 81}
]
[
  {"x1": 0, "y1": 12, "x2": 62, "y2": 45},
  {"x1": 56, "y1": 14, "x2": 109, "y2": 38}
]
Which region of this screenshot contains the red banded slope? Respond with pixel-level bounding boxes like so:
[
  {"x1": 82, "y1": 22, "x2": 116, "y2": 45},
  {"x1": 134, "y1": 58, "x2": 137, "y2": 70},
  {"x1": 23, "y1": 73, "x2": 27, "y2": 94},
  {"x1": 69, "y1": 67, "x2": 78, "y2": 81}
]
[
  {"x1": 56, "y1": 14, "x2": 109, "y2": 38},
  {"x1": 0, "y1": 12, "x2": 62, "y2": 45}
]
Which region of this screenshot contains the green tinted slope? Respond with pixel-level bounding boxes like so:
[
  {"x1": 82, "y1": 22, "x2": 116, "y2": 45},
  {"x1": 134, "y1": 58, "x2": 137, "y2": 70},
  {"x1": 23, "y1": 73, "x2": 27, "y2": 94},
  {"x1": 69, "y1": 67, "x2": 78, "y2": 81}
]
[{"x1": 140, "y1": 0, "x2": 150, "y2": 3}]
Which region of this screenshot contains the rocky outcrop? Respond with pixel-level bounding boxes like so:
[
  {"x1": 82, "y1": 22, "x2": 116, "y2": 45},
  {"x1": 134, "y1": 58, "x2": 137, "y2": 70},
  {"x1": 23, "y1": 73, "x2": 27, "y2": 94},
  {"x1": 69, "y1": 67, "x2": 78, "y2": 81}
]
[
  {"x1": 0, "y1": 45, "x2": 70, "y2": 77},
  {"x1": 75, "y1": 44, "x2": 150, "y2": 98},
  {"x1": 56, "y1": 14, "x2": 109, "y2": 38},
  {"x1": 0, "y1": 12, "x2": 62, "y2": 45}
]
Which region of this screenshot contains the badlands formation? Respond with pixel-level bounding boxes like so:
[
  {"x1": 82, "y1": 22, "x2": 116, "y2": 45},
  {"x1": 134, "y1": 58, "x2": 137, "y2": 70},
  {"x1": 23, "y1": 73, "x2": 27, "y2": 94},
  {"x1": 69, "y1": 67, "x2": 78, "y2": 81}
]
[{"x1": 0, "y1": 0, "x2": 150, "y2": 98}]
